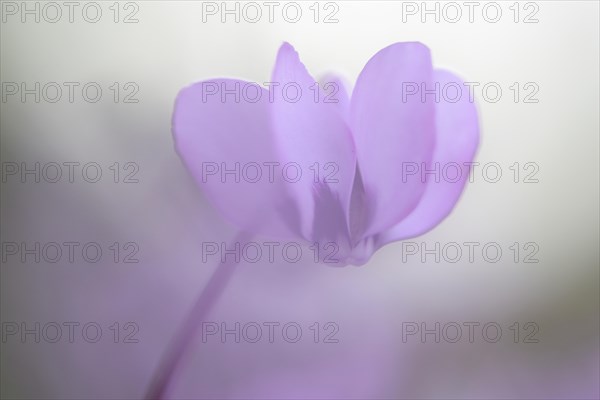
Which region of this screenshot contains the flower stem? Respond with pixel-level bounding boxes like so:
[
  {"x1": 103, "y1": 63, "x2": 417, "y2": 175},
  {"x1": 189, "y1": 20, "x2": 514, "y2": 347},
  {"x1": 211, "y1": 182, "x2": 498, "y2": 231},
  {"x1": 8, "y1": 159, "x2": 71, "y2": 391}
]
[{"x1": 145, "y1": 231, "x2": 249, "y2": 399}]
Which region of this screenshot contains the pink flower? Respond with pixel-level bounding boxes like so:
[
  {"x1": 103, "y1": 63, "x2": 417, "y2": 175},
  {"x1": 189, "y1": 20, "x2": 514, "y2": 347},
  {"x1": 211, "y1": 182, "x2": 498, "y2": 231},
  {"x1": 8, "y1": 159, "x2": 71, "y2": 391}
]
[{"x1": 173, "y1": 42, "x2": 479, "y2": 266}]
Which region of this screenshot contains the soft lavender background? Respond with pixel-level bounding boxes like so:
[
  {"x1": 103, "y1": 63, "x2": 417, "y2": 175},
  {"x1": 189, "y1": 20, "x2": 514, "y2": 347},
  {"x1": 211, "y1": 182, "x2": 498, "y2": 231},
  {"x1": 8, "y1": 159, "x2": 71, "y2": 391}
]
[{"x1": 1, "y1": 1, "x2": 599, "y2": 399}]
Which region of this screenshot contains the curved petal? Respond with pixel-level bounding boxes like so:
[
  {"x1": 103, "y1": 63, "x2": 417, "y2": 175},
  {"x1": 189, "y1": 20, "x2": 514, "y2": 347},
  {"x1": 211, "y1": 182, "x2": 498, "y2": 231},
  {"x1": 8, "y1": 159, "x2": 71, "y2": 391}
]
[
  {"x1": 270, "y1": 43, "x2": 356, "y2": 242},
  {"x1": 173, "y1": 78, "x2": 301, "y2": 239},
  {"x1": 374, "y1": 69, "x2": 480, "y2": 248},
  {"x1": 350, "y1": 42, "x2": 436, "y2": 238}
]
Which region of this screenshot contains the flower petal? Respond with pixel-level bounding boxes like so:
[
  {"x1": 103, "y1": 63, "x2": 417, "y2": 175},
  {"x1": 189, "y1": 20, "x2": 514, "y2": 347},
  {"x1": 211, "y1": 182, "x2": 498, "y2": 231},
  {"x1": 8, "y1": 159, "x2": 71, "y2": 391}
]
[
  {"x1": 271, "y1": 43, "x2": 356, "y2": 242},
  {"x1": 350, "y1": 42, "x2": 436, "y2": 237},
  {"x1": 374, "y1": 69, "x2": 480, "y2": 247},
  {"x1": 173, "y1": 78, "x2": 301, "y2": 238}
]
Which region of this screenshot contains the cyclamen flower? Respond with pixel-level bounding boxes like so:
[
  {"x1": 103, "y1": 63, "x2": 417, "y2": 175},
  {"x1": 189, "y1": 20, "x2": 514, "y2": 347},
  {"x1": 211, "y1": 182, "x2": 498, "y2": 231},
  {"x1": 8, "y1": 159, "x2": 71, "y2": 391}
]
[{"x1": 173, "y1": 42, "x2": 479, "y2": 266}]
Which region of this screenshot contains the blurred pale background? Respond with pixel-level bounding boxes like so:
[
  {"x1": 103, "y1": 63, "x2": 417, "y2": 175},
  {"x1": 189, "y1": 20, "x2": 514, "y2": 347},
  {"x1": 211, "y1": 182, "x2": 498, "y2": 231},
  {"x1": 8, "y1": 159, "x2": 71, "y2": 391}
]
[{"x1": 1, "y1": 1, "x2": 599, "y2": 399}]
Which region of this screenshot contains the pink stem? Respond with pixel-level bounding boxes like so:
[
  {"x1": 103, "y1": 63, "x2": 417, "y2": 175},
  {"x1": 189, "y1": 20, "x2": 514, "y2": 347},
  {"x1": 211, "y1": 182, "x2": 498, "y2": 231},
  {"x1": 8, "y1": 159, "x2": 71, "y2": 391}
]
[{"x1": 145, "y1": 231, "x2": 249, "y2": 399}]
